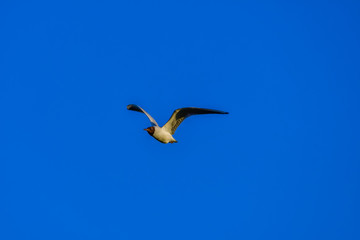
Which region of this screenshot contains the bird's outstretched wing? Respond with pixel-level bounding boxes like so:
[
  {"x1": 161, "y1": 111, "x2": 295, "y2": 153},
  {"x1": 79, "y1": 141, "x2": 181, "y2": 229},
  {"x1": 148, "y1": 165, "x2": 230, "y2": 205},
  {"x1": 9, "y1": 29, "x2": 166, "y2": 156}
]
[
  {"x1": 162, "y1": 107, "x2": 228, "y2": 135},
  {"x1": 127, "y1": 104, "x2": 159, "y2": 126}
]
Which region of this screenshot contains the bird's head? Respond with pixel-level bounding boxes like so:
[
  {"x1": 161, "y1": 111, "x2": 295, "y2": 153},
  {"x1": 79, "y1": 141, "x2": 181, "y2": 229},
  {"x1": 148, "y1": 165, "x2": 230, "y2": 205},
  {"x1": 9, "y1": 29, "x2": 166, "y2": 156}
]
[{"x1": 144, "y1": 126, "x2": 155, "y2": 136}]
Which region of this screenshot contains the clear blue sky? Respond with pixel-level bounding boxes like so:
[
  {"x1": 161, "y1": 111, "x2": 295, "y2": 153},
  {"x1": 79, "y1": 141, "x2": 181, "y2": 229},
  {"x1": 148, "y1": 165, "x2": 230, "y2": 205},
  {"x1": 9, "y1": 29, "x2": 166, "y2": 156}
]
[{"x1": 1, "y1": 1, "x2": 360, "y2": 239}]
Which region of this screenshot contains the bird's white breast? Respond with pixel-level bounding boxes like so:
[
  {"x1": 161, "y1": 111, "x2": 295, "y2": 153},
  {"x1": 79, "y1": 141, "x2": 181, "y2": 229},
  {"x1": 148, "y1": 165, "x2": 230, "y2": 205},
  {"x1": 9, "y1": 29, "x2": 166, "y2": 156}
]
[{"x1": 152, "y1": 126, "x2": 175, "y2": 144}]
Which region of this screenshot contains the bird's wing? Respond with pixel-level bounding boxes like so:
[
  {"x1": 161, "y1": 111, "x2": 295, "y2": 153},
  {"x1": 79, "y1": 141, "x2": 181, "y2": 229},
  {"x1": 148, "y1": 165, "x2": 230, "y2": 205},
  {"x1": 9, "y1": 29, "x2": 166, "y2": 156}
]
[
  {"x1": 127, "y1": 104, "x2": 159, "y2": 126},
  {"x1": 162, "y1": 107, "x2": 228, "y2": 135}
]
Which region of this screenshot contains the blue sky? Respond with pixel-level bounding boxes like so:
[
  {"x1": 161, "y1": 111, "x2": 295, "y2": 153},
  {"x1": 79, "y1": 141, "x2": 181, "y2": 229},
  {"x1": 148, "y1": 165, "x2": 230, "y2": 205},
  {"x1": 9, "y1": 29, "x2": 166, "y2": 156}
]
[{"x1": 1, "y1": 0, "x2": 360, "y2": 239}]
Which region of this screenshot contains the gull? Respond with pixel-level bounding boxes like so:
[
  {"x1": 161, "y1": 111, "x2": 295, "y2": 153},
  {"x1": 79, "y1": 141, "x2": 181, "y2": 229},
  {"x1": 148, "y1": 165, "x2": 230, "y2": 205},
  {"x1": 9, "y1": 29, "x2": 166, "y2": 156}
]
[{"x1": 127, "y1": 104, "x2": 229, "y2": 144}]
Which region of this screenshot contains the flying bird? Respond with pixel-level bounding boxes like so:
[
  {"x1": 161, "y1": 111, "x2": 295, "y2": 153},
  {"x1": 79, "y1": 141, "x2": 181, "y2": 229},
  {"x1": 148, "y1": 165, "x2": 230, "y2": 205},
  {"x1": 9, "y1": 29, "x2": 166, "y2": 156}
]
[{"x1": 127, "y1": 104, "x2": 229, "y2": 144}]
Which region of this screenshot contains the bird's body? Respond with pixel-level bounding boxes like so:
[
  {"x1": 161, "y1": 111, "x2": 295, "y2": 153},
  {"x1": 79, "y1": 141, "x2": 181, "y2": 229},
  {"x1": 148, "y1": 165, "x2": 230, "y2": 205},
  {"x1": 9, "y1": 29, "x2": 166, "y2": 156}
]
[
  {"x1": 150, "y1": 126, "x2": 177, "y2": 144},
  {"x1": 127, "y1": 104, "x2": 228, "y2": 144}
]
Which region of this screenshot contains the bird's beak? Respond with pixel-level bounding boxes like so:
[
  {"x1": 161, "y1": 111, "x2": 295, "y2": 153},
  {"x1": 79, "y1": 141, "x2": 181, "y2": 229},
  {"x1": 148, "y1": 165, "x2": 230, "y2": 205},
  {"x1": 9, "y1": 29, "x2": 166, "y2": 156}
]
[{"x1": 144, "y1": 128, "x2": 148, "y2": 131}]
